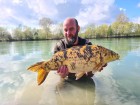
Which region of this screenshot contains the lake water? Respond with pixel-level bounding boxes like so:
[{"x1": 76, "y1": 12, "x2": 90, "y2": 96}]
[{"x1": 0, "y1": 38, "x2": 140, "y2": 105}]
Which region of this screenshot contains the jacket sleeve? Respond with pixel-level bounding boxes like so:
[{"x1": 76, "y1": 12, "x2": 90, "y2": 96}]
[
  {"x1": 53, "y1": 44, "x2": 60, "y2": 54},
  {"x1": 53, "y1": 39, "x2": 65, "y2": 54},
  {"x1": 85, "y1": 39, "x2": 92, "y2": 45}
]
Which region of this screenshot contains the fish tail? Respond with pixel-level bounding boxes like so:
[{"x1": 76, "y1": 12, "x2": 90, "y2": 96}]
[
  {"x1": 37, "y1": 68, "x2": 49, "y2": 85},
  {"x1": 27, "y1": 61, "x2": 50, "y2": 85}
]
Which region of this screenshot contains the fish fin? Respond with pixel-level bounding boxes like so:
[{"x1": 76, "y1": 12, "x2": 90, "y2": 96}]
[
  {"x1": 94, "y1": 63, "x2": 100, "y2": 70},
  {"x1": 97, "y1": 63, "x2": 106, "y2": 71},
  {"x1": 37, "y1": 69, "x2": 49, "y2": 85},
  {"x1": 94, "y1": 63, "x2": 104, "y2": 71},
  {"x1": 27, "y1": 61, "x2": 50, "y2": 85},
  {"x1": 75, "y1": 72, "x2": 85, "y2": 80},
  {"x1": 27, "y1": 61, "x2": 46, "y2": 72}
]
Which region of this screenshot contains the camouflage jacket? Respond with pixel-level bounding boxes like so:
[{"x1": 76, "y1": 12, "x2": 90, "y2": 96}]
[{"x1": 54, "y1": 37, "x2": 92, "y2": 53}]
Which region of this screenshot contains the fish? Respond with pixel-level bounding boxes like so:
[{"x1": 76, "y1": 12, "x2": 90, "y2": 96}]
[{"x1": 27, "y1": 45, "x2": 120, "y2": 85}]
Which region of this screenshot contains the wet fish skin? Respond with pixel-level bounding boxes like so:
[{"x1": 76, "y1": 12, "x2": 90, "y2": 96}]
[{"x1": 27, "y1": 45, "x2": 120, "y2": 85}]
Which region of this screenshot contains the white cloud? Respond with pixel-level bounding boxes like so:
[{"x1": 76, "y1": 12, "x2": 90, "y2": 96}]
[
  {"x1": 76, "y1": 0, "x2": 117, "y2": 27},
  {"x1": 12, "y1": 0, "x2": 23, "y2": 4},
  {"x1": 132, "y1": 17, "x2": 140, "y2": 24},
  {"x1": 119, "y1": 8, "x2": 126, "y2": 12},
  {"x1": 81, "y1": 0, "x2": 94, "y2": 5},
  {"x1": 137, "y1": 3, "x2": 140, "y2": 8},
  {"x1": 54, "y1": 0, "x2": 67, "y2": 5},
  {"x1": 26, "y1": 0, "x2": 58, "y2": 19},
  {"x1": 0, "y1": 0, "x2": 120, "y2": 28},
  {"x1": 0, "y1": 0, "x2": 40, "y2": 27},
  {"x1": 0, "y1": 7, "x2": 13, "y2": 20}
]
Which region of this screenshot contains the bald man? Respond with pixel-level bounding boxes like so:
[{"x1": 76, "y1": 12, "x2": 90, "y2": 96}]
[{"x1": 54, "y1": 17, "x2": 106, "y2": 79}]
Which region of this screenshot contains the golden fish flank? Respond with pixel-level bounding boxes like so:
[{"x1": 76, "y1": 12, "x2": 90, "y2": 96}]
[{"x1": 27, "y1": 45, "x2": 120, "y2": 85}]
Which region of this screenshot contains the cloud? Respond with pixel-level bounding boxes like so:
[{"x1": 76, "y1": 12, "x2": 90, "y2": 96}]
[
  {"x1": 25, "y1": 0, "x2": 58, "y2": 18},
  {"x1": 53, "y1": 0, "x2": 67, "y2": 5},
  {"x1": 0, "y1": 0, "x2": 121, "y2": 28},
  {"x1": 0, "y1": 0, "x2": 38, "y2": 27},
  {"x1": 12, "y1": 0, "x2": 23, "y2": 4},
  {"x1": 76, "y1": 0, "x2": 118, "y2": 27},
  {"x1": 119, "y1": 8, "x2": 126, "y2": 12},
  {"x1": 132, "y1": 17, "x2": 140, "y2": 24},
  {"x1": 137, "y1": 2, "x2": 140, "y2": 8}
]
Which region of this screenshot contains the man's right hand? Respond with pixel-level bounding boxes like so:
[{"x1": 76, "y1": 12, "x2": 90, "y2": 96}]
[{"x1": 57, "y1": 65, "x2": 69, "y2": 78}]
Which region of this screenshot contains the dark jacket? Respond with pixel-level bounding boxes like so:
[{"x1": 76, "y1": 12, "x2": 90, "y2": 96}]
[{"x1": 54, "y1": 37, "x2": 92, "y2": 53}]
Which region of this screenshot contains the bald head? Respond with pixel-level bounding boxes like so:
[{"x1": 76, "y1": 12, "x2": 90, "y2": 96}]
[
  {"x1": 63, "y1": 17, "x2": 80, "y2": 45},
  {"x1": 63, "y1": 18, "x2": 79, "y2": 28}
]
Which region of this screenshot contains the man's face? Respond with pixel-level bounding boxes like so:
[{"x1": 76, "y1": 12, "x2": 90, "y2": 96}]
[{"x1": 63, "y1": 19, "x2": 79, "y2": 45}]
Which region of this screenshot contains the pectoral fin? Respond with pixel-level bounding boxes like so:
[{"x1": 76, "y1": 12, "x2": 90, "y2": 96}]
[{"x1": 75, "y1": 72, "x2": 85, "y2": 80}]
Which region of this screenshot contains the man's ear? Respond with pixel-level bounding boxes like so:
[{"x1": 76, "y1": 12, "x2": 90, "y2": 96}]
[{"x1": 78, "y1": 25, "x2": 80, "y2": 32}]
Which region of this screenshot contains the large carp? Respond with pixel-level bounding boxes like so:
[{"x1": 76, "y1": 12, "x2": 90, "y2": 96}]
[{"x1": 27, "y1": 45, "x2": 120, "y2": 85}]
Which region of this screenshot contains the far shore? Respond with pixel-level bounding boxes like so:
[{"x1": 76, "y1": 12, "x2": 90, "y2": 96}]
[{"x1": 1, "y1": 35, "x2": 140, "y2": 42}]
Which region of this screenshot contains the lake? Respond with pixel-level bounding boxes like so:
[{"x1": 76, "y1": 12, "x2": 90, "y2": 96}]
[{"x1": 0, "y1": 38, "x2": 140, "y2": 105}]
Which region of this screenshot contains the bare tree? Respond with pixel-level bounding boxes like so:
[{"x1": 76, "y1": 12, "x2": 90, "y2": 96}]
[{"x1": 39, "y1": 17, "x2": 53, "y2": 39}]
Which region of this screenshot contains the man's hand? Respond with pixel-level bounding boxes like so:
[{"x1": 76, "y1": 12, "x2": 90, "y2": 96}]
[{"x1": 57, "y1": 65, "x2": 69, "y2": 78}]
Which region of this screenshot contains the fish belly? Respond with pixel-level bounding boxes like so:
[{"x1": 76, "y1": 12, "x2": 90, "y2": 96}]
[{"x1": 64, "y1": 59, "x2": 97, "y2": 73}]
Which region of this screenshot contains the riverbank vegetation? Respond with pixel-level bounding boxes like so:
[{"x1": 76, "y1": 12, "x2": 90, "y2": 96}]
[{"x1": 0, "y1": 13, "x2": 140, "y2": 41}]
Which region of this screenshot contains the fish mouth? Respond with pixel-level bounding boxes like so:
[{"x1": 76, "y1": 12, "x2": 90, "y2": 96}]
[
  {"x1": 116, "y1": 54, "x2": 120, "y2": 59},
  {"x1": 113, "y1": 53, "x2": 120, "y2": 61}
]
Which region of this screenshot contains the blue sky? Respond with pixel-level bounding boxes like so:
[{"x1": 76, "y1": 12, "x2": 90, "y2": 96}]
[{"x1": 0, "y1": 0, "x2": 140, "y2": 28}]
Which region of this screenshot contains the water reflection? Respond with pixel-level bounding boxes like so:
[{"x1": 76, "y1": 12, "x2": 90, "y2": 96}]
[
  {"x1": 0, "y1": 38, "x2": 140, "y2": 105},
  {"x1": 56, "y1": 76, "x2": 95, "y2": 105},
  {"x1": 36, "y1": 71, "x2": 95, "y2": 105}
]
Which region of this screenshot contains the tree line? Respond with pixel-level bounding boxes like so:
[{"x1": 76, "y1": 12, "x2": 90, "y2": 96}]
[{"x1": 0, "y1": 13, "x2": 140, "y2": 41}]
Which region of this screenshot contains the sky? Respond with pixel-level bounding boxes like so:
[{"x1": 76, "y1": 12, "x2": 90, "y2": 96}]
[{"x1": 0, "y1": 0, "x2": 140, "y2": 29}]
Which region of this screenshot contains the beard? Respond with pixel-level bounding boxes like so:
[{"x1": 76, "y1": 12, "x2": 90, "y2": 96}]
[{"x1": 65, "y1": 30, "x2": 78, "y2": 45}]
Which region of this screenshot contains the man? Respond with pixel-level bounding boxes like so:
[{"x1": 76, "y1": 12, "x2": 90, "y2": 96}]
[{"x1": 54, "y1": 17, "x2": 107, "y2": 79}]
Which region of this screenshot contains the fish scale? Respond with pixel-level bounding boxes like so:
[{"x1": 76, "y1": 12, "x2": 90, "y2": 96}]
[{"x1": 27, "y1": 45, "x2": 120, "y2": 85}]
